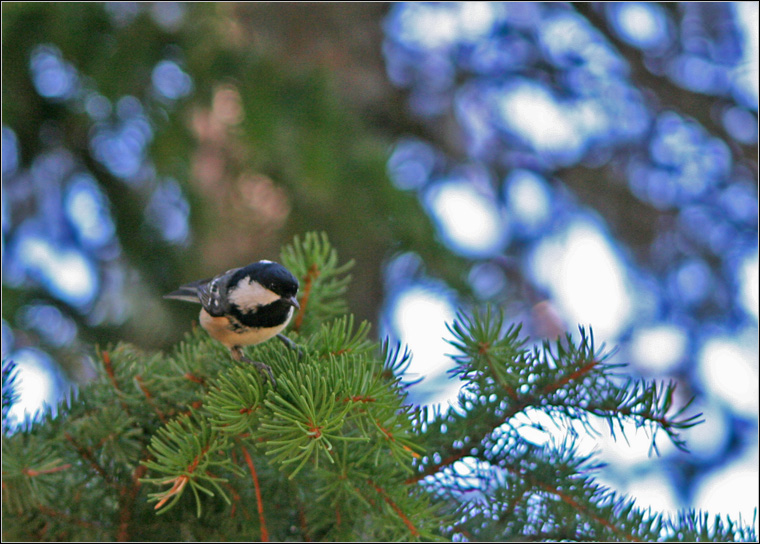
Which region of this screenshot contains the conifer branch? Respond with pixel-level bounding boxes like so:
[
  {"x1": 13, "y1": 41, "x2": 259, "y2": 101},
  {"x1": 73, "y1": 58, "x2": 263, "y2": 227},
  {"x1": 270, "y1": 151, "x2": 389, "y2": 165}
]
[
  {"x1": 64, "y1": 432, "x2": 119, "y2": 487},
  {"x1": 280, "y1": 232, "x2": 355, "y2": 336},
  {"x1": 2, "y1": 234, "x2": 754, "y2": 542},
  {"x1": 297, "y1": 498, "x2": 313, "y2": 541},
  {"x1": 436, "y1": 308, "x2": 703, "y2": 462},
  {"x1": 293, "y1": 262, "x2": 319, "y2": 332},
  {"x1": 516, "y1": 466, "x2": 641, "y2": 542},
  {"x1": 117, "y1": 464, "x2": 147, "y2": 542},
  {"x1": 36, "y1": 505, "x2": 102, "y2": 530},
  {"x1": 101, "y1": 350, "x2": 131, "y2": 415},
  {"x1": 367, "y1": 478, "x2": 420, "y2": 537},
  {"x1": 22, "y1": 464, "x2": 72, "y2": 477},
  {"x1": 2, "y1": 361, "x2": 20, "y2": 434},
  {"x1": 135, "y1": 375, "x2": 168, "y2": 424}
]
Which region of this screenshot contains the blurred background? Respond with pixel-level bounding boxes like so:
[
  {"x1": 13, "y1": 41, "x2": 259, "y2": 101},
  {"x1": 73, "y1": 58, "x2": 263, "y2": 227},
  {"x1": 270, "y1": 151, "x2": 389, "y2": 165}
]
[{"x1": 2, "y1": 1, "x2": 757, "y2": 524}]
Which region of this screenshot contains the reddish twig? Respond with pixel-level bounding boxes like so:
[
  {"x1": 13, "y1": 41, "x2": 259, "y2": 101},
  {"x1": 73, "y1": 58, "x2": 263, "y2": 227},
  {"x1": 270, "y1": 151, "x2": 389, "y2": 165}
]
[
  {"x1": 117, "y1": 464, "x2": 147, "y2": 541},
  {"x1": 184, "y1": 372, "x2": 206, "y2": 386},
  {"x1": 225, "y1": 480, "x2": 247, "y2": 520},
  {"x1": 478, "y1": 347, "x2": 519, "y2": 401},
  {"x1": 307, "y1": 419, "x2": 323, "y2": 439},
  {"x1": 153, "y1": 475, "x2": 189, "y2": 511},
  {"x1": 293, "y1": 263, "x2": 320, "y2": 332},
  {"x1": 539, "y1": 359, "x2": 599, "y2": 396},
  {"x1": 342, "y1": 395, "x2": 376, "y2": 403},
  {"x1": 177, "y1": 400, "x2": 205, "y2": 419},
  {"x1": 64, "y1": 432, "x2": 117, "y2": 487},
  {"x1": 366, "y1": 479, "x2": 419, "y2": 537},
  {"x1": 241, "y1": 445, "x2": 269, "y2": 541},
  {"x1": 410, "y1": 358, "x2": 601, "y2": 483},
  {"x1": 376, "y1": 419, "x2": 395, "y2": 442},
  {"x1": 154, "y1": 444, "x2": 210, "y2": 511},
  {"x1": 23, "y1": 464, "x2": 71, "y2": 477},
  {"x1": 374, "y1": 420, "x2": 420, "y2": 459},
  {"x1": 297, "y1": 497, "x2": 313, "y2": 541},
  {"x1": 405, "y1": 449, "x2": 469, "y2": 485},
  {"x1": 101, "y1": 351, "x2": 130, "y2": 414},
  {"x1": 519, "y1": 467, "x2": 641, "y2": 542},
  {"x1": 37, "y1": 506, "x2": 100, "y2": 529},
  {"x1": 135, "y1": 375, "x2": 167, "y2": 423}
]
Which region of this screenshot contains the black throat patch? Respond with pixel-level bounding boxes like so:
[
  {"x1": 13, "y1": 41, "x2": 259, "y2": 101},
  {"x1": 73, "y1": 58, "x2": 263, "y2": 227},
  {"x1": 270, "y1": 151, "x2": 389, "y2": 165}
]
[{"x1": 228, "y1": 298, "x2": 293, "y2": 329}]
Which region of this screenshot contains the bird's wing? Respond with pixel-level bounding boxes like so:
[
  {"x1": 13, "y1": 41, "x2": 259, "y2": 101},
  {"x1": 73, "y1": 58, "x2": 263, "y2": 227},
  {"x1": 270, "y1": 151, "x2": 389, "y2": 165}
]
[{"x1": 164, "y1": 267, "x2": 241, "y2": 317}]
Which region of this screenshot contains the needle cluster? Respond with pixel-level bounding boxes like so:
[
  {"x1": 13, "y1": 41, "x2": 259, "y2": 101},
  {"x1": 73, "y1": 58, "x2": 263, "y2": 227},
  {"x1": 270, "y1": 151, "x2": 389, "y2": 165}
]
[{"x1": 1, "y1": 234, "x2": 755, "y2": 542}]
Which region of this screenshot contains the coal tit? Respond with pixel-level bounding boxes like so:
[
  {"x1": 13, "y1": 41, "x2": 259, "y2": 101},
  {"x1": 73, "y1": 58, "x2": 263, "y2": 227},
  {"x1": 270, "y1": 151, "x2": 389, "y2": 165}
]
[{"x1": 164, "y1": 260, "x2": 300, "y2": 386}]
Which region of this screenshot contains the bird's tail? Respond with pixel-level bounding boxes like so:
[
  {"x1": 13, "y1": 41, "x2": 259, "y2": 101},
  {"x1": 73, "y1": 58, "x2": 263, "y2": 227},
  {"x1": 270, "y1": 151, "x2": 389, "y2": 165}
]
[{"x1": 163, "y1": 280, "x2": 206, "y2": 303}]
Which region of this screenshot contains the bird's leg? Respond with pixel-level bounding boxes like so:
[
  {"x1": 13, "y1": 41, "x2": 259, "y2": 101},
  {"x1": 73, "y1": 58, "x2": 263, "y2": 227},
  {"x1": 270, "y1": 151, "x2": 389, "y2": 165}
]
[
  {"x1": 276, "y1": 333, "x2": 304, "y2": 359},
  {"x1": 230, "y1": 346, "x2": 276, "y2": 388}
]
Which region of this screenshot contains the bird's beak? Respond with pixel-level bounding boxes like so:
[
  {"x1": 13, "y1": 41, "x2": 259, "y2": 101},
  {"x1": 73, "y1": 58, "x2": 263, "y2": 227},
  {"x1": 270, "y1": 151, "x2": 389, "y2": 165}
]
[{"x1": 283, "y1": 295, "x2": 300, "y2": 309}]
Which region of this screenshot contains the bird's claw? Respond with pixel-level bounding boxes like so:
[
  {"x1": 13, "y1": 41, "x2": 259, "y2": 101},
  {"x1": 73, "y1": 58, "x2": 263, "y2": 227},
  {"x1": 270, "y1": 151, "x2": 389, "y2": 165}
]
[
  {"x1": 276, "y1": 333, "x2": 304, "y2": 360},
  {"x1": 251, "y1": 360, "x2": 277, "y2": 389},
  {"x1": 231, "y1": 346, "x2": 277, "y2": 388}
]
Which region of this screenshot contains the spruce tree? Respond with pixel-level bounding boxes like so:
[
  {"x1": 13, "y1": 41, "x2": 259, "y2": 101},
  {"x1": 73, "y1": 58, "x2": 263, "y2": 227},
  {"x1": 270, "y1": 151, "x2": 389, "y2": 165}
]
[{"x1": 2, "y1": 233, "x2": 756, "y2": 541}]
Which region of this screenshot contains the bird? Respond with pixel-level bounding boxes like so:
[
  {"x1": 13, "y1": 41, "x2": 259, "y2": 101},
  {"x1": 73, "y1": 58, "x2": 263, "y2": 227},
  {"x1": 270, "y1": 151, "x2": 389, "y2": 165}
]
[{"x1": 164, "y1": 260, "x2": 300, "y2": 387}]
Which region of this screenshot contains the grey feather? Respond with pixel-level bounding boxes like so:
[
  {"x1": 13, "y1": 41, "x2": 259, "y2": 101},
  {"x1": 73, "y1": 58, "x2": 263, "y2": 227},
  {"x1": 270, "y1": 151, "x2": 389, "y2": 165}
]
[{"x1": 164, "y1": 267, "x2": 241, "y2": 317}]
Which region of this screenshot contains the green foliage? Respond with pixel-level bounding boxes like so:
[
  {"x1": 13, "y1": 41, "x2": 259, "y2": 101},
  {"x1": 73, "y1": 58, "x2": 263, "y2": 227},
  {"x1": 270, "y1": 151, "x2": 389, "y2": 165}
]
[
  {"x1": 205, "y1": 365, "x2": 265, "y2": 434},
  {"x1": 143, "y1": 415, "x2": 239, "y2": 516},
  {"x1": 410, "y1": 307, "x2": 748, "y2": 542},
  {"x1": 444, "y1": 307, "x2": 704, "y2": 455},
  {"x1": 280, "y1": 231, "x2": 355, "y2": 336},
  {"x1": 2, "y1": 361, "x2": 20, "y2": 433},
  {"x1": 2, "y1": 433, "x2": 68, "y2": 515},
  {"x1": 1, "y1": 233, "x2": 755, "y2": 542}
]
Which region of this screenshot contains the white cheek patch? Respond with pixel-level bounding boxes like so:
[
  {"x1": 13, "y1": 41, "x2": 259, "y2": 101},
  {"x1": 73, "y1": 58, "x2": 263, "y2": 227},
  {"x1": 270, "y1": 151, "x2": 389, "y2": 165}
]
[{"x1": 228, "y1": 278, "x2": 280, "y2": 310}]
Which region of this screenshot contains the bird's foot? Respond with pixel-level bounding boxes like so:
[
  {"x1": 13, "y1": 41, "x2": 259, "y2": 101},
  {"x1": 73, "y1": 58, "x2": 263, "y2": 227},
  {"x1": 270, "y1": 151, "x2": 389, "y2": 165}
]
[
  {"x1": 231, "y1": 346, "x2": 277, "y2": 388},
  {"x1": 276, "y1": 333, "x2": 304, "y2": 359},
  {"x1": 249, "y1": 359, "x2": 276, "y2": 388}
]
